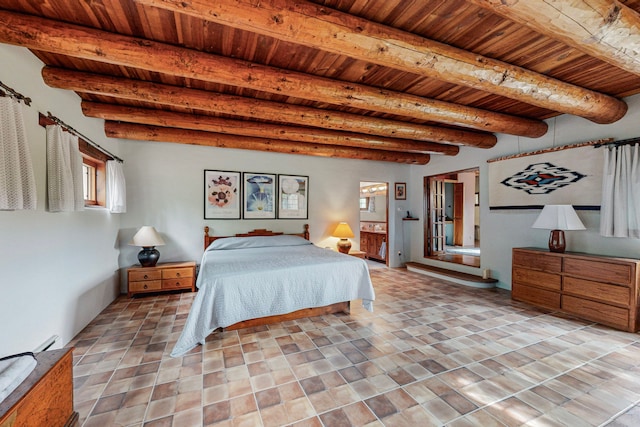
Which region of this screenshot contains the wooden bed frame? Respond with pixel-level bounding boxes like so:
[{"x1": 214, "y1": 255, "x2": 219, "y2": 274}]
[{"x1": 202, "y1": 224, "x2": 350, "y2": 331}]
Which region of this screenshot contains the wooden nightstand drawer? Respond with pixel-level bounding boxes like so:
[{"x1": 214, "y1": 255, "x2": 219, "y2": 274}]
[
  {"x1": 162, "y1": 277, "x2": 192, "y2": 290},
  {"x1": 162, "y1": 267, "x2": 193, "y2": 279},
  {"x1": 129, "y1": 280, "x2": 162, "y2": 292},
  {"x1": 127, "y1": 261, "x2": 196, "y2": 297},
  {"x1": 129, "y1": 270, "x2": 162, "y2": 281}
]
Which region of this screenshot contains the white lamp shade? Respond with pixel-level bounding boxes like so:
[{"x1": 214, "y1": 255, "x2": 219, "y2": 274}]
[
  {"x1": 129, "y1": 226, "x2": 166, "y2": 247},
  {"x1": 532, "y1": 205, "x2": 586, "y2": 231},
  {"x1": 332, "y1": 222, "x2": 355, "y2": 238}
]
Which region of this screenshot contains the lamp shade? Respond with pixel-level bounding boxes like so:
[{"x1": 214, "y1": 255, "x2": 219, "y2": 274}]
[
  {"x1": 129, "y1": 226, "x2": 166, "y2": 247},
  {"x1": 332, "y1": 222, "x2": 355, "y2": 238},
  {"x1": 531, "y1": 205, "x2": 585, "y2": 231}
]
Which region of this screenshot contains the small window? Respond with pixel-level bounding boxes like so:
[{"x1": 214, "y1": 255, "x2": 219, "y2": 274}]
[
  {"x1": 360, "y1": 197, "x2": 370, "y2": 211},
  {"x1": 80, "y1": 150, "x2": 106, "y2": 207}
]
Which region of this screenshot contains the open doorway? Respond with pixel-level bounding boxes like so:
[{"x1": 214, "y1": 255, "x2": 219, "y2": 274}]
[
  {"x1": 359, "y1": 182, "x2": 389, "y2": 267},
  {"x1": 424, "y1": 168, "x2": 479, "y2": 267}
]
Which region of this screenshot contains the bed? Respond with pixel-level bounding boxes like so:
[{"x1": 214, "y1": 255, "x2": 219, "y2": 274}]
[{"x1": 170, "y1": 225, "x2": 375, "y2": 357}]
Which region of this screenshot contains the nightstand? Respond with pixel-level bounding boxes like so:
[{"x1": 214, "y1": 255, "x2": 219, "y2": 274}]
[
  {"x1": 127, "y1": 261, "x2": 196, "y2": 297},
  {"x1": 348, "y1": 250, "x2": 366, "y2": 259}
]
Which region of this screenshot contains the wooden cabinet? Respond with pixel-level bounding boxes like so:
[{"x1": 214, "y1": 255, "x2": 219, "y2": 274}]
[
  {"x1": 0, "y1": 348, "x2": 78, "y2": 427},
  {"x1": 360, "y1": 231, "x2": 386, "y2": 262},
  {"x1": 128, "y1": 261, "x2": 196, "y2": 297},
  {"x1": 512, "y1": 248, "x2": 640, "y2": 332}
]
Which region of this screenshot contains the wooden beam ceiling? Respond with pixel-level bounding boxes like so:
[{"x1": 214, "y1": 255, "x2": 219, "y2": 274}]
[
  {"x1": 467, "y1": 0, "x2": 640, "y2": 77},
  {"x1": 41, "y1": 67, "x2": 496, "y2": 148},
  {"x1": 1, "y1": 0, "x2": 639, "y2": 163},
  {"x1": 135, "y1": 0, "x2": 628, "y2": 124},
  {"x1": 81, "y1": 102, "x2": 460, "y2": 155},
  {"x1": 105, "y1": 122, "x2": 432, "y2": 164},
  {"x1": 0, "y1": 9, "x2": 541, "y2": 140}
]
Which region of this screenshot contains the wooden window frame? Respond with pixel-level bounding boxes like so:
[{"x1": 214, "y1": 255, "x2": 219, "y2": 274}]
[{"x1": 40, "y1": 114, "x2": 109, "y2": 207}]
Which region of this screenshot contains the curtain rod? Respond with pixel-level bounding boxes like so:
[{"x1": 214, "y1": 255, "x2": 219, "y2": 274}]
[
  {"x1": 0, "y1": 80, "x2": 32, "y2": 106},
  {"x1": 44, "y1": 112, "x2": 123, "y2": 163},
  {"x1": 594, "y1": 136, "x2": 640, "y2": 148}
]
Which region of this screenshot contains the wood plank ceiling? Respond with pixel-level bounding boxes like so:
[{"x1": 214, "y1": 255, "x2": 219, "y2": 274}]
[{"x1": 2, "y1": 0, "x2": 640, "y2": 164}]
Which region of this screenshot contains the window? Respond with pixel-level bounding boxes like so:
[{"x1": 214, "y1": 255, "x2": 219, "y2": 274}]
[
  {"x1": 80, "y1": 145, "x2": 107, "y2": 207},
  {"x1": 359, "y1": 197, "x2": 370, "y2": 211},
  {"x1": 39, "y1": 113, "x2": 109, "y2": 207}
]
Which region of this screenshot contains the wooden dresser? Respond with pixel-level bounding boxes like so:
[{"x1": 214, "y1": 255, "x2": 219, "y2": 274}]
[
  {"x1": 127, "y1": 261, "x2": 196, "y2": 297},
  {"x1": 512, "y1": 247, "x2": 640, "y2": 332},
  {"x1": 0, "y1": 348, "x2": 77, "y2": 427}
]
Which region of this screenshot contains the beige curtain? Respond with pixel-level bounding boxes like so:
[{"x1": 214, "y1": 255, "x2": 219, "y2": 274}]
[
  {"x1": 600, "y1": 144, "x2": 640, "y2": 238},
  {"x1": 46, "y1": 125, "x2": 84, "y2": 212},
  {"x1": 106, "y1": 160, "x2": 126, "y2": 213},
  {"x1": 0, "y1": 97, "x2": 36, "y2": 210}
]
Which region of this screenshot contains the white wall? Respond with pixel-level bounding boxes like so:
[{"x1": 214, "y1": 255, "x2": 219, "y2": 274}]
[
  {"x1": 118, "y1": 141, "x2": 409, "y2": 291},
  {"x1": 0, "y1": 45, "x2": 122, "y2": 356},
  {"x1": 408, "y1": 95, "x2": 640, "y2": 288}
]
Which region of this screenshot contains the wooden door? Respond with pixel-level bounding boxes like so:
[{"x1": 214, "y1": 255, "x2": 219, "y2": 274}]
[
  {"x1": 427, "y1": 178, "x2": 446, "y2": 255},
  {"x1": 453, "y1": 182, "x2": 464, "y2": 246}
]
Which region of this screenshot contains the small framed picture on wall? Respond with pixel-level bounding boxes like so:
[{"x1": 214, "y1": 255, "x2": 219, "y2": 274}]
[
  {"x1": 395, "y1": 182, "x2": 406, "y2": 200},
  {"x1": 243, "y1": 172, "x2": 277, "y2": 219},
  {"x1": 204, "y1": 170, "x2": 241, "y2": 219}
]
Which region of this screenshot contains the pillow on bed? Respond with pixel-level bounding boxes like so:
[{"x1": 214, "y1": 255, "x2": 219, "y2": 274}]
[{"x1": 206, "y1": 235, "x2": 312, "y2": 251}]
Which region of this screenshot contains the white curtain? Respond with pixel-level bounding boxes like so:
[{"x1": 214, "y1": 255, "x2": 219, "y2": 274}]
[
  {"x1": 600, "y1": 143, "x2": 640, "y2": 238},
  {"x1": 46, "y1": 125, "x2": 84, "y2": 212},
  {"x1": 0, "y1": 97, "x2": 36, "y2": 210},
  {"x1": 106, "y1": 160, "x2": 126, "y2": 213}
]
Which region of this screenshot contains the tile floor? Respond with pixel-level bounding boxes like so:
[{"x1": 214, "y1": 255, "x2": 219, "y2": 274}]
[{"x1": 67, "y1": 267, "x2": 640, "y2": 426}]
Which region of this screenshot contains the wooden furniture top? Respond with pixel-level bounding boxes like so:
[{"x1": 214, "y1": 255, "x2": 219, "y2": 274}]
[{"x1": 204, "y1": 224, "x2": 310, "y2": 250}]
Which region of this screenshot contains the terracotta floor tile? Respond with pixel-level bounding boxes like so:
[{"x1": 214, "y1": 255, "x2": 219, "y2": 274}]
[{"x1": 66, "y1": 268, "x2": 640, "y2": 426}]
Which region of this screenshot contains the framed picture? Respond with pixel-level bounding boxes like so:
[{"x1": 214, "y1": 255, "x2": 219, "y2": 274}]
[
  {"x1": 204, "y1": 170, "x2": 241, "y2": 219},
  {"x1": 243, "y1": 172, "x2": 276, "y2": 219},
  {"x1": 278, "y1": 175, "x2": 308, "y2": 219},
  {"x1": 395, "y1": 182, "x2": 406, "y2": 200}
]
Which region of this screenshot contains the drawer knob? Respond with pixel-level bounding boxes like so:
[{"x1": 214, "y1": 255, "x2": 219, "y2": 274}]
[
  {"x1": 143, "y1": 284, "x2": 148, "y2": 289},
  {"x1": 143, "y1": 274, "x2": 149, "y2": 279},
  {"x1": 176, "y1": 273, "x2": 181, "y2": 277}
]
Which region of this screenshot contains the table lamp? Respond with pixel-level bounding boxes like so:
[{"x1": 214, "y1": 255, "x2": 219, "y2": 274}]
[
  {"x1": 332, "y1": 222, "x2": 355, "y2": 254},
  {"x1": 532, "y1": 205, "x2": 585, "y2": 253},
  {"x1": 129, "y1": 226, "x2": 166, "y2": 267}
]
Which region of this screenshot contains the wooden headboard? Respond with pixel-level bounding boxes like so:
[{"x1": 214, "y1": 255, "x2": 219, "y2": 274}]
[{"x1": 204, "y1": 224, "x2": 310, "y2": 250}]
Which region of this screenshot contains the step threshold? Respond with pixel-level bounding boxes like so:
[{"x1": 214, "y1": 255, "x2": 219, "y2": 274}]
[{"x1": 405, "y1": 262, "x2": 497, "y2": 289}]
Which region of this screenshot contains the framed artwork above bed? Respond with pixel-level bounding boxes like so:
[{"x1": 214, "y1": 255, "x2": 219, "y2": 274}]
[
  {"x1": 278, "y1": 174, "x2": 308, "y2": 219},
  {"x1": 204, "y1": 170, "x2": 241, "y2": 219},
  {"x1": 243, "y1": 172, "x2": 276, "y2": 219}
]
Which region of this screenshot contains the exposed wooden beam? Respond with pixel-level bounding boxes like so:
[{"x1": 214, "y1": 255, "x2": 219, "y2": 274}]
[
  {"x1": 0, "y1": 9, "x2": 544, "y2": 138},
  {"x1": 134, "y1": 0, "x2": 627, "y2": 124},
  {"x1": 42, "y1": 67, "x2": 496, "y2": 148},
  {"x1": 467, "y1": 0, "x2": 640, "y2": 77},
  {"x1": 104, "y1": 122, "x2": 432, "y2": 164},
  {"x1": 82, "y1": 102, "x2": 459, "y2": 155}
]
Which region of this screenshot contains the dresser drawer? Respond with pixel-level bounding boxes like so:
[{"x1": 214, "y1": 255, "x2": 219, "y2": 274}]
[
  {"x1": 513, "y1": 267, "x2": 561, "y2": 291},
  {"x1": 162, "y1": 277, "x2": 193, "y2": 290},
  {"x1": 513, "y1": 250, "x2": 561, "y2": 273},
  {"x1": 129, "y1": 269, "x2": 161, "y2": 281},
  {"x1": 564, "y1": 258, "x2": 634, "y2": 286},
  {"x1": 129, "y1": 280, "x2": 162, "y2": 293},
  {"x1": 563, "y1": 277, "x2": 630, "y2": 307},
  {"x1": 162, "y1": 267, "x2": 193, "y2": 280},
  {"x1": 562, "y1": 295, "x2": 630, "y2": 331},
  {"x1": 512, "y1": 284, "x2": 560, "y2": 309}
]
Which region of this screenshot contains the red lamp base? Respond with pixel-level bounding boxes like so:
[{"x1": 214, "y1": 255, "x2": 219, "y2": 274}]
[
  {"x1": 337, "y1": 238, "x2": 351, "y2": 254},
  {"x1": 548, "y1": 229, "x2": 566, "y2": 253}
]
